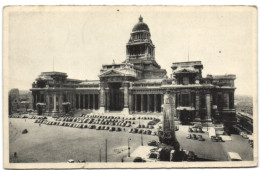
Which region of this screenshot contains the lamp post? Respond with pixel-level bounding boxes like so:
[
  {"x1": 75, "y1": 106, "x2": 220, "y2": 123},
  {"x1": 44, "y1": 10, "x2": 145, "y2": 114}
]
[
  {"x1": 141, "y1": 119, "x2": 143, "y2": 146},
  {"x1": 141, "y1": 132, "x2": 143, "y2": 146},
  {"x1": 105, "y1": 138, "x2": 107, "y2": 162},
  {"x1": 128, "y1": 138, "x2": 131, "y2": 157}
]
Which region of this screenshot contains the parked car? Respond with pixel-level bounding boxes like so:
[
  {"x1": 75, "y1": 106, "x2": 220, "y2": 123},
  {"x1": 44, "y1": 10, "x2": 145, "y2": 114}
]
[
  {"x1": 211, "y1": 136, "x2": 217, "y2": 142},
  {"x1": 216, "y1": 136, "x2": 224, "y2": 142},
  {"x1": 186, "y1": 151, "x2": 197, "y2": 161},
  {"x1": 192, "y1": 134, "x2": 197, "y2": 140},
  {"x1": 242, "y1": 133, "x2": 249, "y2": 139},
  {"x1": 186, "y1": 134, "x2": 192, "y2": 139},
  {"x1": 67, "y1": 159, "x2": 74, "y2": 163},
  {"x1": 133, "y1": 157, "x2": 146, "y2": 162},
  {"x1": 90, "y1": 125, "x2": 96, "y2": 129},
  {"x1": 151, "y1": 131, "x2": 157, "y2": 136},
  {"x1": 147, "y1": 130, "x2": 152, "y2": 135},
  {"x1": 198, "y1": 135, "x2": 205, "y2": 141},
  {"x1": 109, "y1": 127, "x2": 115, "y2": 132},
  {"x1": 227, "y1": 152, "x2": 242, "y2": 161},
  {"x1": 198, "y1": 127, "x2": 203, "y2": 133},
  {"x1": 148, "y1": 140, "x2": 158, "y2": 146},
  {"x1": 149, "y1": 152, "x2": 158, "y2": 159}
]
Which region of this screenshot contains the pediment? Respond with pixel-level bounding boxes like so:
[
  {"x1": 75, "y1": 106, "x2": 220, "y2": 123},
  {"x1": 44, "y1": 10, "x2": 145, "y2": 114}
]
[{"x1": 100, "y1": 69, "x2": 125, "y2": 77}]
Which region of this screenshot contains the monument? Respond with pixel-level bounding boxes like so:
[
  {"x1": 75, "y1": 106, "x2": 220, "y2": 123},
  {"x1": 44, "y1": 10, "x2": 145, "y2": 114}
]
[{"x1": 158, "y1": 90, "x2": 181, "y2": 161}]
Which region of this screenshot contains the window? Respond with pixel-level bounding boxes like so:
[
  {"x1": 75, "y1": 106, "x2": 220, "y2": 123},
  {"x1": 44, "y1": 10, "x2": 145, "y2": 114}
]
[{"x1": 183, "y1": 77, "x2": 189, "y2": 85}]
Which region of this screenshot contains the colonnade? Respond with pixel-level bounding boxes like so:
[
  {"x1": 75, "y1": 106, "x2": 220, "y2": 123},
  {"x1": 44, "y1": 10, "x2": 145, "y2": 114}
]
[
  {"x1": 32, "y1": 89, "x2": 233, "y2": 117},
  {"x1": 76, "y1": 93, "x2": 99, "y2": 110},
  {"x1": 132, "y1": 94, "x2": 163, "y2": 113}
]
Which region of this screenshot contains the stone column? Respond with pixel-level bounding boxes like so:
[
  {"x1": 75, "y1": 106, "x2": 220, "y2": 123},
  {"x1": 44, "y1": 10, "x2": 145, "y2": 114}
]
[
  {"x1": 123, "y1": 83, "x2": 129, "y2": 108},
  {"x1": 224, "y1": 93, "x2": 230, "y2": 109},
  {"x1": 141, "y1": 94, "x2": 144, "y2": 112},
  {"x1": 36, "y1": 94, "x2": 38, "y2": 104},
  {"x1": 32, "y1": 92, "x2": 36, "y2": 110},
  {"x1": 122, "y1": 82, "x2": 130, "y2": 115},
  {"x1": 129, "y1": 92, "x2": 133, "y2": 112},
  {"x1": 206, "y1": 93, "x2": 211, "y2": 120},
  {"x1": 96, "y1": 94, "x2": 100, "y2": 109},
  {"x1": 59, "y1": 93, "x2": 62, "y2": 113},
  {"x1": 78, "y1": 94, "x2": 81, "y2": 109},
  {"x1": 147, "y1": 94, "x2": 150, "y2": 112},
  {"x1": 88, "y1": 94, "x2": 90, "y2": 109},
  {"x1": 134, "y1": 94, "x2": 137, "y2": 112},
  {"x1": 93, "y1": 94, "x2": 96, "y2": 110},
  {"x1": 154, "y1": 94, "x2": 157, "y2": 112},
  {"x1": 230, "y1": 92, "x2": 234, "y2": 109},
  {"x1": 161, "y1": 94, "x2": 164, "y2": 112},
  {"x1": 53, "y1": 93, "x2": 57, "y2": 112},
  {"x1": 99, "y1": 83, "x2": 106, "y2": 113},
  {"x1": 83, "y1": 94, "x2": 86, "y2": 109},
  {"x1": 73, "y1": 93, "x2": 76, "y2": 109},
  {"x1": 195, "y1": 92, "x2": 200, "y2": 121},
  {"x1": 107, "y1": 92, "x2": 110, "y2": 111},
  {"x1": 46, "y1": 93, "x2": 50, "y2": 112}
]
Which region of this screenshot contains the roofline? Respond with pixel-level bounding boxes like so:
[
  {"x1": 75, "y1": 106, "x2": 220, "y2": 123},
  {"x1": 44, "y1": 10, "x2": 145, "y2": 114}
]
[{"x1": 172, "y1": 61, "x2": 202, "y2": 64}]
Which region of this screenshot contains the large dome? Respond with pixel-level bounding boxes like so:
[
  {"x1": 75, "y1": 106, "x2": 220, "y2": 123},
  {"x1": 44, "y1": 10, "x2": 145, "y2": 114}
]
[{"x1": 132, "y1": 16, "x2": 150, "y2": 32}]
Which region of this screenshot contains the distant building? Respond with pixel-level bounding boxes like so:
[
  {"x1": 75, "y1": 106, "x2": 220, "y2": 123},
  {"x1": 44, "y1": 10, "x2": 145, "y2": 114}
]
[
  {"x1": 9, "y1": 89, "x2": 33, "y2": 114},
  {"x1": 9, "y1": 89, "x2": 20, "y2": 114},
  {"x1": 30, "y1": 16, "x2": 236, "y2": 124}
]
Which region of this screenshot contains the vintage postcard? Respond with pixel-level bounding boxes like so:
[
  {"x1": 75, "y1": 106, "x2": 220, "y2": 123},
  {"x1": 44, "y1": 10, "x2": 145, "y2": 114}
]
[{"x1": 3, "y1": 6, "x2": 257, "y2": 169}]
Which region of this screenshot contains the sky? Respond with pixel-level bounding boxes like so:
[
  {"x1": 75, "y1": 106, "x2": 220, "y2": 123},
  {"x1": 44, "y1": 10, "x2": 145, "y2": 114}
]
[{"x1": 6, "y1": 6, "x2": 257, "y2": 96}]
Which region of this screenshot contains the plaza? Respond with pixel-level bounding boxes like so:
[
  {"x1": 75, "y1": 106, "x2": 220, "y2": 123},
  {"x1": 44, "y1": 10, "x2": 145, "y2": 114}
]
[{"x1": 9, "y1": 115, "x2": 253, "y2": 163}]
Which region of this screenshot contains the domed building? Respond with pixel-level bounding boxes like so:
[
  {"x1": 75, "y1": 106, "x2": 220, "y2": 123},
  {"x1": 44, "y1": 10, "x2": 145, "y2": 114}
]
[{"x1": 30, "y1": 16, "x2": 236, "y2": 125}]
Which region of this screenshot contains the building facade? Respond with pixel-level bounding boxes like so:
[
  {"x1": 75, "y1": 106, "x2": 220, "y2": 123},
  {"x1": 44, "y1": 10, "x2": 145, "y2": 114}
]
[
  {"x1": 9, "y1": 89, "x2": 33, "y2": 114},
  {"x1": 30, "y1": 16, "x2": 236, "y2": 124}
]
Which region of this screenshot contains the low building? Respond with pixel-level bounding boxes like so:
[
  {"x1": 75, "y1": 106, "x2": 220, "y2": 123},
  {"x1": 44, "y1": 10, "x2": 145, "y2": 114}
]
[
  {"x1": 9, "y1": 89, "x2": 33, "y2": 114},
  {"x1": 30, "y1": 16, "x2": 236, "y2": 124}
]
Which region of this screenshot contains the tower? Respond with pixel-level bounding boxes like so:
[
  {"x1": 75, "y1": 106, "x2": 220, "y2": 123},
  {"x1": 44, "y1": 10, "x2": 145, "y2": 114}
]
[
  {"x1": 124, "y1": 16, "x2": 167, "y2": 79},
  {"x1": 126, "y1": 15, "x2": 155, "y2": 61}
]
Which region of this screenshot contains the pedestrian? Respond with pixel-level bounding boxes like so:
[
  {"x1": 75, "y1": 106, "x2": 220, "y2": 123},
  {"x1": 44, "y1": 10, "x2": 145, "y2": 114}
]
[
  {"x1": 14, "y1": 152, "x2": 17, "y2": 158},
  {"x1": 121, "y1": 158, "x2": 124, "y2": 162}
]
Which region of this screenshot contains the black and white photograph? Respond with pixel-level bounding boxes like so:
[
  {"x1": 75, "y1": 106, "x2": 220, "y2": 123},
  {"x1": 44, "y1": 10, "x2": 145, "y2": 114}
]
[{"x1": 3, "y1": 6, "x2": 257, "y2": 169}]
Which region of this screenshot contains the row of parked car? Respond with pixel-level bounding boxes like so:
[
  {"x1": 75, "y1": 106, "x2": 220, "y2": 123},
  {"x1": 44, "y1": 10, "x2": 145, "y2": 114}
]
[
  {"x1": 188, "y1": 127, "x2": 203, "y2": 133},
  {"x1": 211, "y1": 136, "x2": 224, "y2": 142},
  {"x1": 9, "y1": 115, "x2": 22, "y2": 118},
  {"x1": 136, "y1": 124, "x2": 154, "y2": 129},
  {"x1": 56, "y1": 116, "x2": 133, "y2": 127},
  {"x1": 186, "y1": 134, "x2": 205, "y2": 141},
  {"x1": 80, "y1": 114, "x2": 137, "y2": 120},
  {"x1": 249, "y1": 139, "x2": 253, "y2": 148},
  {"x1": 128, "y1": 128, "x2": 157, "y2": 136},
  {"x1": 35, "y1": 119, "x2": 126, "y2": 132},
  {"x1": 9, "y1": 115, "x2": 47, "y2": 119}
]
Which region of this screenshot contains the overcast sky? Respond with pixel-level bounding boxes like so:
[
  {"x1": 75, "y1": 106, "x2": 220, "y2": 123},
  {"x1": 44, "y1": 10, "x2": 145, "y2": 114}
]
[{"x1": 6, "y1": 6, "x2": 256, "y2": 95}]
